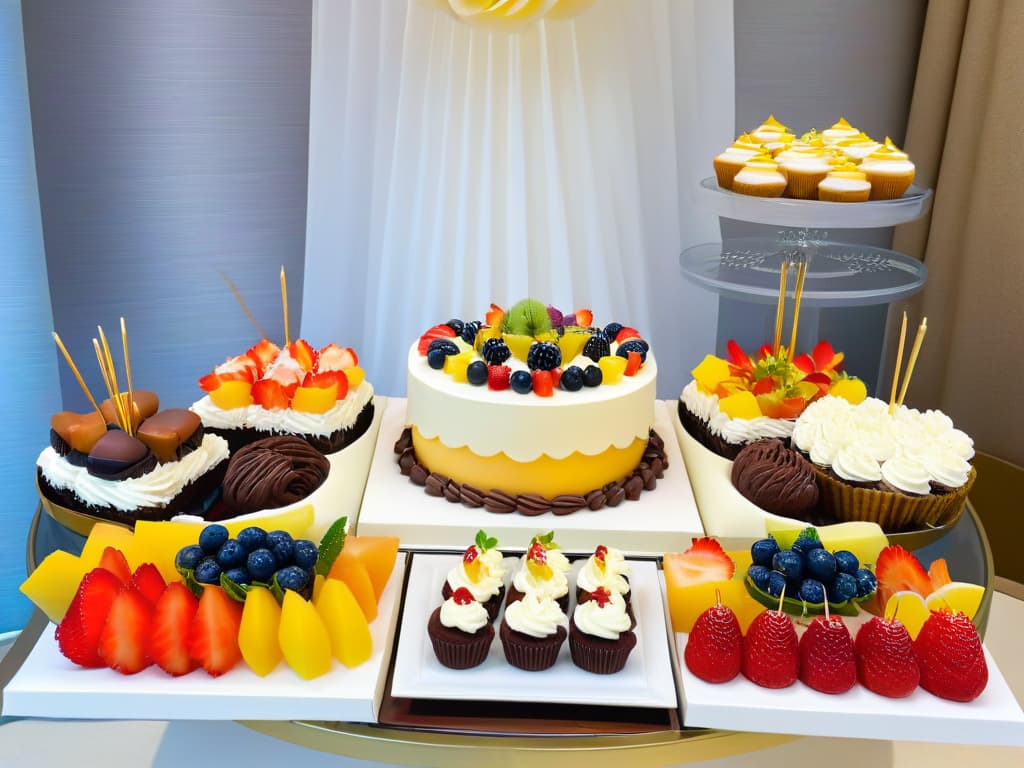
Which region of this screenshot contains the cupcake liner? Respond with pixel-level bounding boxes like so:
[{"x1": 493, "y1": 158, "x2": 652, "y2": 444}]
[
  {"x1": 864, "y1": 171, "x2": 914, "y2": 200},
  {"x1": 818, "y1": 186, "x2": 870, "y2": 203},
  {"x1": 427, "y1": 608, "x2": 494, "y2": 669},
  {"x1": 713, "y1": 158, "x2": 744, "y2": 191},
  {"x1": 731, "y1": 179, "x2": 786, "y2": 198},
  {"x1": 812, "y1": 465, "x2": 976, "y2": 531},
  {"x1": 499, "y1": 620, "x2": 566, "y2": 671},
  {"x1": 569, "y1": 623, "x2": 637, "y2": 674},
  {"x1": 784, "y1": 170, "x2": 829, "y2": 200}
]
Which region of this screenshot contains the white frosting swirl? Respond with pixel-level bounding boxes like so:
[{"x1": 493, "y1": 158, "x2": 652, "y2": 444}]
[
  {"x1": 439, "y1": 596, "x2": 489, "y2": 634},
  {"x1": 573, "y1": 591, "x2": 632, "y2": 640},
  {"x1": 832, "y1": 444, "x2": 883, "y2": 483},
  {"x1": 819, "y1": 176, "x2": 871, "y2": 192},
  {"x1": 478, "y1": 547, "x2": 506, "y2": 579},
  {"x1": 576, "y1": 549, "x2": 630, "y2": 596},
  {"x1": 190, "y1": 381, "x2": 373, "y2": 438},
  {"x1": 880, "y1": 455, "x2": 931, "y2": 495},
  {"x1": 680, "y1": 381, "x2": 795, "y2": 445},
  {"x1": 37, "y1": 434, "x2": 229, "y2": 512},
  {"x1": 445, "y1": 562, "x2": 504, "y2": 602},
  {"x1": 919, "y1": 448, "x2": 971, "y2": 489},
  {"x1": 503, "y1": 593, "x2": 568, "y2": 638}
]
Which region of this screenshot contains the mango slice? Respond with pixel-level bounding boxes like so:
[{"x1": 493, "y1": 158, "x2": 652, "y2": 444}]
[
  {"x1": 666, "y1": 578, "x2": 764, "y2": 635},
  {"x1": 327, "y1": 552, "x2": 378, "y2": 622},
  {"x1": 19, "y1": 550, "x2": 90, "y2": 622},
  {"x1": 279, "y1": 590, "x2": 333, "y2": 680},
  {"x1": 292, "y1": 383, "x2": 338, "y2": 414},
  {"x1": 765, "y1": 519, "x2": 888, "y2": 569},
  {"x1": 132, "y1": 521, "x2": 206, "y2": 584},
  {"x1": 692, "y1": 354, "x2": 732, "y2": 393},
  {"x1": 344, "y1": 366, "x2": 366, "y2": 390},
  {"x1": 719, "y1": 390, "x2": 762, "y2": 420},
  {"x1": 598, "y1": 355, "x2": 627, "y2": 384},
  {"x1": 341, "y1": 536, "x2": 399, "y2": 599},
  {"x1": 238, "y1": 586, "x2": 283, "y2": 677},
  {"x1": 316, "y1": 578, "x2": 373, "y2": 668},
  {"x1": 209, "y1": 379, "x2": 253, "y2": 410},
  {"x1": 80, "y1": 523, "x2": 138, "y2": 571}
]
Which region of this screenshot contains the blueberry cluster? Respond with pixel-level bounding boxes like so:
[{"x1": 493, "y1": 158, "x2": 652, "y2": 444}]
[
  {"x1": 175, "y1": 524, "x2": 319, "y2": 595},
  {"x1": 747, "y1": 531, "x2": 877, "y2": 606}
]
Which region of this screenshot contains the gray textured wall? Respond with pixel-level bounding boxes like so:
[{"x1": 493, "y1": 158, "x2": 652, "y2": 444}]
[
  {"x1": 721, "y1": 0, "x2": 927, "y2": 390},
  {"x1": 23, "y1": 0, "x2": 313, "y2": 413}
]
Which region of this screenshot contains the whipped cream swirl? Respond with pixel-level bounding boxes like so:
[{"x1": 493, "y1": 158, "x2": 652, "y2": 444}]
[
  {"x1": 681, "y1": 380, "x2": 795, "y2": 445},
  {"x1": 573, "y1": 591, "x2": 632, "y2": 640},
  {"x1": 503, "y1": 593, "x2": 568, "y2": 638},
  {"x1": 445, "y1": 562, "x2": 504, "y2": 602},
  {"x1": 576, "y1": 549, "x2": 630, "y2": 596},
  {"x1": 439, "y1": 596, "x2": 489, "y2": 634}
]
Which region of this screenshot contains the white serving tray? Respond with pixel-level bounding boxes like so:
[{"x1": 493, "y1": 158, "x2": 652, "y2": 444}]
[
  {"x1": 356, "y1": 399, "x2": 704, "y2": 555},
  {"x1": 391, "y1": 553, "x2": 677, "y2": 709},
  {"x1": 675, "y1": 629, "x2": 1024, "y2": 746},
  {"x1": 2, "y1": 553, "x2": 407, "y2": 723}
]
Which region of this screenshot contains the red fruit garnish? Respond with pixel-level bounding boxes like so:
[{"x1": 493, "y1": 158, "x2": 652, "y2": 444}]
[
  {"x1": 854, "y1": 616, "x2": 919, "y2": 698},
  {"x1": 663, "y1": 538, "x2": 735, "y2": 588},
  {"x1": 590, "y1": 586, "x2": 612, "y2": 607},
  {"x1": 318, "y1": 343, "x2": 358, "y2": 370},
  {"x1": 792, "y1": 353, "x2": 815, "y2": 374},
  {"x1": 623, "y1": 350, "x2": 642, "y2": 376},
  {"x1": 812, "y1": 340, "x2": 838, "y2": 371},
  {"x1": 614, "y1": 327, "x2": 641, "y2": 344},
  {"x1": 799, "y1": 614, "x2": 857, "y2": 694},
  {"x1": 98, "y1": 587, "x2": 154, "y2": 675},
  {"x1": 527, "y1": 542, "x2": 548, "y2": 564},
  {"x1": 741, "y1": 609, "x2": 799, "y2": 689},
  {"x1": 98, "y1": 547, "x2": 132, "y2": 584},
  {"x1": 287, "y1": 339, "x2": 317, "y2": 372},
  {"x1": 685, "y1": 602, "x2": 743, "y2": 683},
  {"x1": 198, "y1": 354, "x2": 257, "y2": 392},
  {"x1": 56, "y1": 568, "x2": 125, "y2": 668},
  {"x1": 928, "y1": 558, "x2": 953, "y2": 591},
  {"x1": 531, "y1": 370, "x2": 553, "y2": 397},
  {"x1": 751, "y1": 377, "x2": 775, "y2": 395},
  {"x1": 875, "y1": 545, "x2": 934, "y2": 605},
  {"x1": 129, "y1": 563, "x2": 167, "y2": 606},
  {"x1": 487, "y1": 365, "x2": 511, "y2": 391},
  {"x1": 187, "y1": 586, "x2": 243, "y2": 677},
  {"x1": 245, "y1": 339, "x2": 280, "y2": 377},
  {"x1": 417, "y1": 325, "x2": 457, "y2": 356},
  {"x1": 463, "y1": 545, "x2": 480, "y2": 564},
  {"x1": 594, "y1": 545, "x2": 608, "y2": 562},
  {"x1": 915, "y1": 610, "x2": 988, "y2": 702},
  {"x1": 485, "y1": 303, "x2": 504, "y2": 327},
  {"x1": 574, "y1": 309, "x2": 593, "y2": 327},
  {"x1": 302, "y1": 369, "x2": 349, "y2": 399},
  {"x1": 251, "y1": 378, "x2": 291, "y2": 410},
  {"x1": 726, "y1": 339, "x2": 753, "y2": 369},
  {"x1": 549, "y1": 368, "x2": 562, "y2": 389},
  {"x1": 147, "y1": 583, "x2": 200, "y2": 677},
  {"x1": 452, "y1": 587, "x2": 475, "y2": 606}
]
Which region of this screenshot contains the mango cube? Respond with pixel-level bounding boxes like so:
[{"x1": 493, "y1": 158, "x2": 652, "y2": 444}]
[
  {"x1": 692, "y1": 355, "x2": 732, "y2": 393},
  {"x1": 316, "y1": 578, "x2": 373, "y2": 668},
  {"x1": 292, "y1": 383, "x2": 338, "y2": 414},
  {"x1": 209, "y1": 379, "x2": 254, "y2": 410},
  {"x1": 444, "y1": 351, "x2": 474, "y2": 383},
  {"x1": 344, "y1": 366, "x2": 366, "y2": 390},
  {"x1": 238, "y1": 586, "x2": 283, "y2": 676},
  {"x1": 598, "y1": 355, "x2": 627, "y2": 384},
  {"x1": 719, "y1": 390, "x2": 762, "y2": 420},
  {"x1": 279, "y1": 590, "x2": 333, "y2": 680}
]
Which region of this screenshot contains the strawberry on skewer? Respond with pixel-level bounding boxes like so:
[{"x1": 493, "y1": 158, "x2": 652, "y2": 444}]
[{"x1": 684, "y1": 590, "x2": 744, "y2": 684}]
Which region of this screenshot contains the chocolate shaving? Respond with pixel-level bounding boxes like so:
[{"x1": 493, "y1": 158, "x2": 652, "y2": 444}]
[{"x1": 222, "y1": 435, "x2": 329, "y2": 514}]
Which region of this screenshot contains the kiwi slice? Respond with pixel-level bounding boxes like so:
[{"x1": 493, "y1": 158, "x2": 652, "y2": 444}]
[{"x1": 502, "y1": 299, "x2": 552, "y2": 337}]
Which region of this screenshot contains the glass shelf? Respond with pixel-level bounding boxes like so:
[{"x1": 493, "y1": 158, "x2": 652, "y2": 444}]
[
  {"x1": 680, "y1": 236, "x2": 928, "y2": 307},
  {"x1": 696, "y1": 176, "x2": 933, "y2": 228}
]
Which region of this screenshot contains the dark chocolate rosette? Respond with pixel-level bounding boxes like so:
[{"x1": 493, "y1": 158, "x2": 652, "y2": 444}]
[{"x1": 222, "y1": 435, "x2": 330, "y2": 514}]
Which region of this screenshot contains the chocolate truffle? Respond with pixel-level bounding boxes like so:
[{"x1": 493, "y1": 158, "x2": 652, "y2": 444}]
[
  {"x1": 101, "y1": 390, "x2": 159, "y2": 431},
  {"x1": 87, "y1": 429, "x2": 157, "y2": 480},
  {"x1": 731, "y1": 438, "x2": 819, "y2": 518},
  {"x1": 50, "y1": 410, "x2": 107, "y2": 455},
  {"x1": 222, "y1": 435, "x2": 330, "y2": 514}
]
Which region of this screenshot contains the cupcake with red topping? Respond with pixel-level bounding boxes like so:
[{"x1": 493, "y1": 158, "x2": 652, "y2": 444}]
[
  {"x1": 569, "y1": 586, "x2": 637, "y2": 674},
  {"x1": 576, "y1": 544, "x2": 631, "y2": 608},
  {"x1": 505, "y1": 531, "x2": 571, "y2": 613},
  {"x1": 428, "y1": 586, "x2": 495, "y2": 669},
  {"x1": 441, "y1": 530, "x2": 506, "y2": 622}
]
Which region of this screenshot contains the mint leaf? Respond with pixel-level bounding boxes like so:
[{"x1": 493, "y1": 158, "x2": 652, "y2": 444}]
[
  {"x1": 315, "y1": 516, "x2": 348, "y2": 577},
  {"x1": 219, "y1": 572, "x2": 250, "y2": 603},
  {"x1": 176, "y1": 564, "x2": 204, "y2": 600},
  {"x1": 269, "y1": 572, "x2": 286, "y2": 604},
  {"x1": 531, "y1": 530, "x2": 557, "y2": 548},
  {"x1": 475, "y1": 529, "x2": 498, "y2": 552}
]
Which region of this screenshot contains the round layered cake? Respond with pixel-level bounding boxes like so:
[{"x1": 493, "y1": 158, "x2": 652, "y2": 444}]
[{"x1": 400, "y1": 301, "x2": 664, "y2": 512}]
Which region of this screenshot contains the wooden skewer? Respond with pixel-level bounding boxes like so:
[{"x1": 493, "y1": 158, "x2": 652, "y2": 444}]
[
  {"x1": 52, "y1": 332, "x2": 104, "y2": 419},
  {"x1": 773, "y1": 260, "x2": 789, "y2": 357},
  {"x1": 120, "y1": 317, "x2": 136, "y2": 436},
  {"x1": 98, "y1": 325, "x2": 128, "y2": 432},
  {"x1": 896, "y1": 317, "x2": 927, "y2": 408},
  {"x1": 787, "y1": 260, "x2": 808, "y2": 361},
  {"x1": 280, "y1": 265, "x2": 291, "y2": 346},
  {"x1": 220, "y1": 270, "x2": 267, "y2": 340},
  {"x1": 92, "y1": 338, "x2": 117, "y2": 421},
  {"x1": 888, "y1": 311, "x2": 908, "y2": 415}
]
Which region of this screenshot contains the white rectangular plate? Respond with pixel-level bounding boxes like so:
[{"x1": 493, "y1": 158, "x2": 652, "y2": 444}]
[
  {"x1": 675, "y1": 631, "x2": 1024, "y2": 746},
  {"x1": 390, "y1": 553, "x2": 677, "y2": 709},
  {"x1": 357, "y1": 399, "x2": 704, "y2": 554},
  {"x1": 2, "y1": 554, "x2": 407, "y2": 723}
]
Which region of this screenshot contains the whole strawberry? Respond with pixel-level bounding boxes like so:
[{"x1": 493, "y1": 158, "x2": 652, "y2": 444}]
[
  {"x1": 742, "y1": 609, "x2": 799, "y2": 689},
  {"x1": 854, "y1": 616, "x2": 919, "y2": 698},
  {"x1": 685, "y1": 602, "x2": 743, "y2": 683},
  {"x1": 915, "y1": 609, "x2": 988, "y2": 702},
  {"x1": 800, "y1": 614, "x2": 856, "y2": 694}
]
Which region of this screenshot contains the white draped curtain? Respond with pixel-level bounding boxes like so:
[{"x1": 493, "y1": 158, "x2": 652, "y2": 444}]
[{"x1": 302, "y1": 0, "x2": 734, "y2": 397}]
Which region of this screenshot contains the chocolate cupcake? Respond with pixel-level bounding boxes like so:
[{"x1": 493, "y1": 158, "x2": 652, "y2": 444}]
[
  {"x1": 499, "y1": 592, "x2": 568, "y2": 671},
  {"x1": 441, "y1": 534, "x2": 506, "y2": 623},
  {"x1": 428, "y1": 587, "x2": 494, "y2": 669},
  {"x1": 505, "y1": 538, "x2": 571, "y2": 614},
  {"x1": 731, "y1": 438, "x2": 819, "y2": 519},
  {"x1": 569, "y1": 587, "x2": 637, "y2": 674},
  {"x1": 575, "y1": 545, "x2": 631, "y2": 608},
  {"x1": 221, "y1": 435, "x2": 330, "y2": 515}
]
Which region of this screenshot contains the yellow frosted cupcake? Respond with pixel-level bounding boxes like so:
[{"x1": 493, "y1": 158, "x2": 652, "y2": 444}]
[
  {"x1": 750, "y1": 114, "x2": 789, "y2": 145},
  {"x1": 713, "y1": 133, "x2": 762, "y2": 191},
  {"x1": 861, "y1": 137, "x2": 916, "y2": 200},
  {"x1": 822, "y1": 117, "x2": 860, "y2": 145},
  {"x1": 779, "y1": 147, "x2": 833, "y2": 199},
  {"x1": 836, "y1": 132, "x2": 881, "y2": 163},
  {"x1": 731, "y1": 152, "x2": 787, "y2": 198},
  {"x1": 818, "y1": 162, "x2": 871, "y2": 202}
]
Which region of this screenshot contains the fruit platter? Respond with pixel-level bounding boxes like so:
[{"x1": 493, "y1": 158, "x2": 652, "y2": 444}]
[
  {"x1": 664, "y1": 531, "x2": 1024, "y2": 746},
  {"x1": 5, "y1": 515, "x2": 406, "y2": 722}
]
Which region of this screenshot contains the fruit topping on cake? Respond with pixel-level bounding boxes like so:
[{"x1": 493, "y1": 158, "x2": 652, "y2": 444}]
[{"x1": 684, "y1": 594, "x2": 744, "y2": 683}]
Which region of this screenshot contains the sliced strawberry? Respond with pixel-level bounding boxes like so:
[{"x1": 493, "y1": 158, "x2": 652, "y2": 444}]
[
  {"x1": 928, "y1": 558, "x2": 953, "y2": 591},
  {"x1": 187, "y1": 586, "x2": 243, "y2": 677},
  {"x1": 574, "y1": 309, "x2": 593, "y2": 327},
  {"x1": 812, "y1": 340, "x2": 837, "y2": 371},
  {"x1": 148, "y1": 583, "x2": 200, "y2": 677},
  {"x1": 246, "y1": 339, "x2": 280, "y2": 376},
  {"x1": 417, "y1": 325, "x2": 457, "y2": 356},
  {"x1": 56, "y1": 568, "x2": 125, "y2": 668},
  {"x1": 251, "y1": 378, "x2": 291, "y2": 410},
  {"x1": 198, "y1": 354, "x2": 257, "y2": 392},
  {"x1": 287, "y1": 339, "x2": 317, "y2": 372},
  {"x1": 98, "y1": 547, "x2": 132, "y2": 584},
  {"x1": 792, "y1": 352, "x2": 815, "y2": 373},
  {"x1": 614, "y1": 327, "x2": 641, "y2": 344},
  {"x1": 549, "y1": 367, "x2": 562, "y2": 389},
  {"x1": 757, "y1": 343, "x2": 774, "y2": 361},
  {"x1": 752, "y1": 377, "x2": 776, "y2": 395},
  {"x1": 129, "y1": 563, "x2": 167, "y2": 606},
  {"x1": 663, "y1": 537, "x2": 735, "y2": 588},
  {"x1": 487, "y1": 365, "x2": 511, "y2": 391},
  {"x1": 98, "y1": 587, "x2": 154, "y2": 675},
  {"x1": 875, "y1": 545, "x2": 934, "y2": 605},
  {"x1": 485, "y1": 303, "x2": 504, "y2": 327},
  {"x1": 623, "y1": 350, "x2": 642, "y2": 376},
  {"x1": 532, "y1": 370, "x2": 553, "y2": 397},
  {"x1": 318, "y1": 343, "x2": 358, "y2": 370},
  {"x1": 303, "y1": 369, "x2": 349, "y2": 399}
]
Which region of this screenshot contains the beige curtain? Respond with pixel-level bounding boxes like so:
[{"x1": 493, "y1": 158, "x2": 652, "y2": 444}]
[{"x1": 893, "y1": 0, "x2": 1024, "y2": 466}]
